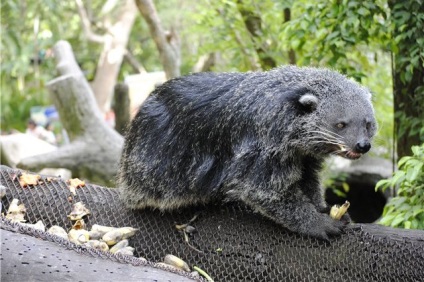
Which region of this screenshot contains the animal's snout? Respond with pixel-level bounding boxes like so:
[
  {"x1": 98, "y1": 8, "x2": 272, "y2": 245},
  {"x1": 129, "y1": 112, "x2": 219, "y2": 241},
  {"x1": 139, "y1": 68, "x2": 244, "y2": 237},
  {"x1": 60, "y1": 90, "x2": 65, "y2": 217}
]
[{"x1": 355, "y1": 141, "x2": 371, "y2": 153}]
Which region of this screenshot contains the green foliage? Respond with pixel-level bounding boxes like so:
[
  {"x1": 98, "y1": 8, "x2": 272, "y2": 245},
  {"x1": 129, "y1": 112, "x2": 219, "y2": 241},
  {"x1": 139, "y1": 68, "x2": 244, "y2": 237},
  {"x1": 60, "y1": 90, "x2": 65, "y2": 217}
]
[
  {"x1": 283, "y1": 0, "x2": 390, "y2": 79},
  {"x1": 192, "y1": 0, "x2": 291, "y2": 71},
  {"x1": 193, "y1": 0, "x2": 394, "y2": 156},
  {"x1": 323, "y1": 172, "x2": 350, "y2": 198},
  {"x1": 390, "y1": 0, "x2": 424, "y2": 85},
  {"x1": 389, "y1": 0, "x2": 424, "y2": 153},
  {"x1": 376, "y1": 144, "x2": 424, "y2": 229},
  {"x1": 0, "y1": 0, "x2": 92, "y2": 132}
]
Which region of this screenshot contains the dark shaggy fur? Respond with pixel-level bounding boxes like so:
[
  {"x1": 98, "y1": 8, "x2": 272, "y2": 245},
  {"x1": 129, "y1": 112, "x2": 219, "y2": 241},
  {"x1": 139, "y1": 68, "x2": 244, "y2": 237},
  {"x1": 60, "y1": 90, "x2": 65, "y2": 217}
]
[{"x1": 118, "y1": 66, "x2": 377, "y2": 240}]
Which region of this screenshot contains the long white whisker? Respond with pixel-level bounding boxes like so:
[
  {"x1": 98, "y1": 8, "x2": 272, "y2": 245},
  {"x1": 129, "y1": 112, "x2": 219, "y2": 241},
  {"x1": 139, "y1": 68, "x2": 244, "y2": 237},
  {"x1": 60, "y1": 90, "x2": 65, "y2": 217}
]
[
  {"x1": 305, "y1": 135, "x2": 344, "y2": 144},
  {"x1": 310, "y1": 128, "x2": 344, "y2": 140},
  {"x1": 317, "y1": 127, "x2": 344, "y2": 139},
  {"x1": 308, "y1": 130, "x2": 341, "y2": 139},
  {"x1": 305, "y1": 137, "x2": 344, "y2": 145},
  {"x1": 316, "y1": 123, "x2": 345, "y2": 138},
  {"x1": 308, "y1": 140, "x2": 345, "y2": 147},
  {"x1": 307, "y1": 131, "x2": 344, "y2": 143}
]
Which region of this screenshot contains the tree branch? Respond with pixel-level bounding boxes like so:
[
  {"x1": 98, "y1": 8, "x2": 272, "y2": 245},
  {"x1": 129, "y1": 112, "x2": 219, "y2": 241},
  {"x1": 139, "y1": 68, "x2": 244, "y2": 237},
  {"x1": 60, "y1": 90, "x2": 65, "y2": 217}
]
[
  {"x1": 75, "y1": 0, "x2": 106, "y2": 43},
  {"x1": 135, "y1": 0, "x2": 181, "y2": 79},
  {"x1": 237, "y1": 1, "x2": 276, "y2": 70},
  {"x1": 124, "y1": 49, "x2": 147, "y2": 73}
]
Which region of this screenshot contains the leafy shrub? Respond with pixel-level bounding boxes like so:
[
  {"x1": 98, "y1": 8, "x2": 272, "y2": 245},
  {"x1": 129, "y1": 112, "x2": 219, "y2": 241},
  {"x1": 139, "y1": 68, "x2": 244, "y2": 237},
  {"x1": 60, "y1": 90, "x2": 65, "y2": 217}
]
[{"x1": 376, "y1": 144, "x2": 424, "y2": 229}]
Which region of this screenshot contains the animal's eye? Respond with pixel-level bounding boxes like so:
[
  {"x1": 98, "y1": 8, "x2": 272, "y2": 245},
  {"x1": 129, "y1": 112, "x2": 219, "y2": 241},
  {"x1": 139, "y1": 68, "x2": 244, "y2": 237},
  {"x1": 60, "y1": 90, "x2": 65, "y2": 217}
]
[
  {"x1": 336, "y1": 122, "x2": 346, "y2": 129},
  {"x1": 366, "y1": 122, "x2": 372, "y2": 130}
]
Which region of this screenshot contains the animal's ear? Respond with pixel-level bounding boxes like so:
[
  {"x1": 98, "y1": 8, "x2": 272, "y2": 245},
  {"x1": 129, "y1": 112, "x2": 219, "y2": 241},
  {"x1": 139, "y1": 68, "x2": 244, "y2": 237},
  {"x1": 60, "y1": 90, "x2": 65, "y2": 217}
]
[{"x1": 298, "y1": 93, "x2": 318, "y2": 112}]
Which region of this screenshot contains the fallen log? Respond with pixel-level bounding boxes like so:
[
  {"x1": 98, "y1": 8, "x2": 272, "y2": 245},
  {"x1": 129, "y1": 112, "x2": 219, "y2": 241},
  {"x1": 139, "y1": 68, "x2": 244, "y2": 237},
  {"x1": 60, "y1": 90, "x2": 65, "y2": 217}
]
[
  {"x1": 17, "y1": 41, "x2": 123, "y2": 186},
  {"x1": 1, "y1": 166, "x2": 423, "y2": 281}
]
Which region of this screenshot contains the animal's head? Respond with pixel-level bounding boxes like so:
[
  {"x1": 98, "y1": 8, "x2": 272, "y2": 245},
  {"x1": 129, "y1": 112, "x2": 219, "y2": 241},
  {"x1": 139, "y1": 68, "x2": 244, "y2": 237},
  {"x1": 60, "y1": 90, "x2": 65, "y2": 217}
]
[{"x1": 295, "y1": 68, "x2": 377, "y2": 160}]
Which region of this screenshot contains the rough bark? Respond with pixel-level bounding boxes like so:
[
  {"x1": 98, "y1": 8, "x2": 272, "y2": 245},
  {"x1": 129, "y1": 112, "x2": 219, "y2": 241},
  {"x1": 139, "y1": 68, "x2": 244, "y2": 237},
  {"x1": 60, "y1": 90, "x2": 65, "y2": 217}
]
[
  {"x1": 113, "y1": 83, "x2": 131, "y2": 135},
  {"x1": 75, "y1": 0, "x2": 137, "y2": 114},
  {"x1": 135, "y1": 0, "x2": 181, "y2": 79},
  {"x1": 17, "y1": 41, "x2": 124, "y2": 186}
]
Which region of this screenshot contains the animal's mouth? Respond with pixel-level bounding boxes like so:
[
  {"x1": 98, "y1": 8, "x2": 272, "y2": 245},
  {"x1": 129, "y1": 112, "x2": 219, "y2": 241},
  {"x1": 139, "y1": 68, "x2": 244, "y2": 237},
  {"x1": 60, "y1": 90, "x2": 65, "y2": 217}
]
[{"x1": 335, "y1": 146, "x2": 362, "y2": 160}]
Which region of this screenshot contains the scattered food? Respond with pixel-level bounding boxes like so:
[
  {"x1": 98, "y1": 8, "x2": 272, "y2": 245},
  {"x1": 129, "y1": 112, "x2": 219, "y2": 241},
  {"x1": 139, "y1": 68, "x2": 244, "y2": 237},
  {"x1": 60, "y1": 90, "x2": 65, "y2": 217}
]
[
  {"x1": 46, "y1": 177, "x2": 58, "y2": 182},
  {"x1": 3, "y1": 183, "x2": 140, "y2": 260},
  {"x1": 109, "y1": 239, "x2": 129, "y2": 254},
  {"x1": 102, "y1": 227, "x2": 137, "y2": 246},
  {"x1": 72, "y1": 219, "x2": 86, "y2": 230},
  {"x1": 115, "y1": 246, "x2": 135, "y2": 256},
  {"x1": 68, "y1": 202, "x2": 91, "y2": 221},
  {"x1": 67, "y1": 178, "x2": 85, "y2": 195},
  {"x1": 91, "y1": 224, "x2": 117, "y2": 235},
  {"x1": 163, "y1": 254, "x2": 190, "y2": 272},
  {"x1": 0, "y1": 185, "x2": 6, "y2": 198},
  {"x1": 330, "y1": 201, "x2": 350, "y2": 220},
  {"x1": 23, "y1": 220, "x2": 45, "y2": 232},
  {"x1": 68, "y1": 229, "x2": 90, "y2": 245},
  {"x1": 85, "y1": 240, "x2": 109, "y2": 252},
  {"x1": 48, "y1": 225, "x2": 68, "y2": 240},
  {"x1": 19, "y1": 173, "x2": 41, "y2": 187},
  {"x1": 88, "y1": 230, "x2": 103, "y2": 240},
  {"x1": 6, "y1": 199, "x2": 26, "y2": 222}
]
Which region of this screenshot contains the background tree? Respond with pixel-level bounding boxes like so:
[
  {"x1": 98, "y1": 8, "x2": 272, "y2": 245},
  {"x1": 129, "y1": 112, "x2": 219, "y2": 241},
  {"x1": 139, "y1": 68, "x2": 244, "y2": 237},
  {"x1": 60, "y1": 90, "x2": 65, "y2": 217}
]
[
  {"x1": 194, "y1": 0, "x2": 394, "y2": 156},
  {"x1": 135, "y1": 0, "x2": 181, "y2": 79},
  {"x1": 75, "y1": 0, "x2": 138, "y2": 115},
  {"x1": 2, "y1": 0, "x2": 422, "y2": 182},
  {"x1": 388, "y1": 0, "x2": 424, "y2": 159}
]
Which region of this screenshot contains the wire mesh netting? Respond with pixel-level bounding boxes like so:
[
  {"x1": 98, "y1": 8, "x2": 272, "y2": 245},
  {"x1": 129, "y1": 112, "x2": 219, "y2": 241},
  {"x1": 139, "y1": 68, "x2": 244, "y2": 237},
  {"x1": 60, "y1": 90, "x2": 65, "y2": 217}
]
[{"x1": 1, "y1": 165, "x2": 423, "y2": 281}]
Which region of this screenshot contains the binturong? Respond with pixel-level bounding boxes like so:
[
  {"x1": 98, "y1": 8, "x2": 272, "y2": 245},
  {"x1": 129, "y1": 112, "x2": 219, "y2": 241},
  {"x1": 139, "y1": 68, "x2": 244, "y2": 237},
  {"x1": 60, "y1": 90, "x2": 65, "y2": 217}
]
[{"x1": 117, "y1": 65, "x2": 377, "y2": 240}]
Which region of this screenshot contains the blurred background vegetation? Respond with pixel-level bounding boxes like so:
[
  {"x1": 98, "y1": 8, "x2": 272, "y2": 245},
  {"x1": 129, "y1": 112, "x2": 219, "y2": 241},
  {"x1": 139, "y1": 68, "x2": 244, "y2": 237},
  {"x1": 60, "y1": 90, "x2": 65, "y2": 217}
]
[
  {"x1": 1, "y1": 0, "x2": 410, "y2": 156},
  {"x1": 1, "y1": 0, "x2": 423, "y2": 227}
]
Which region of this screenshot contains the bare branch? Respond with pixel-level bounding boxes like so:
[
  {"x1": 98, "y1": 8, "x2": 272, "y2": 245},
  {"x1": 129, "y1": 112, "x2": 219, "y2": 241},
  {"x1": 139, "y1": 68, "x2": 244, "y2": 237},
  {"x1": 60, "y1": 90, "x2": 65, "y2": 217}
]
[
  {"x1": 135, "y1": 0, "x2": 181, "y2": 79},
  {"x1": 75, "y1": 0, "x2": 106, "y2": 43},
  {"x1": 124, "y1": 49, "x2": 147, "y2": 73},
  {"x1": 192, "y1": 53, "x2": 216, "y2": 73}
]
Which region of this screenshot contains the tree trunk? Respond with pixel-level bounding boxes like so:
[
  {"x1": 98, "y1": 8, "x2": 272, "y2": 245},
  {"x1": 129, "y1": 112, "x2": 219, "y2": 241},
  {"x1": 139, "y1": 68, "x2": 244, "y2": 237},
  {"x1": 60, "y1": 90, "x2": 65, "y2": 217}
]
[
  {"x1": 75, "y1": 0, "x2": 137, "y2": 115},
  {"x1": 237, "y1": 1, "x2": 277, "y2": 70},
  {"x1": 283, "y1": 8, "x2": 296, "y2": 65},
  {"x1": 113, "y1": 83, "x2": 131, "y2": 135},
  {"x1": 90, "y1": 0, "x2": 137, "y2": 114},
  {"x1": 393, "y1": 65, "x2": 424, "y2": 158},
  {"x1": 135, "y1": 0, "x2": 181, "y2": 79},
  {"x1": 17, "y1": 41, "x2": 124, "y2": 186}
]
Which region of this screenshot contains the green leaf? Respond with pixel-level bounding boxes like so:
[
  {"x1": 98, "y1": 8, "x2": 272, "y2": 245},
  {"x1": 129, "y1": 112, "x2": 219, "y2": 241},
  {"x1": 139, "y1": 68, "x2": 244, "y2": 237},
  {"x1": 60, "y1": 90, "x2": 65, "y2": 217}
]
[
  {"x1": 379, "y1": 214, "x2": 395, "y2": 225},
  {"x1": 375, "y1": 179, "x2": 391, "y2": 191},
  {"x1": 391, "y1": 214, "x2": 406, "y2": 227},
  {"x1": 398, "y1": 156, "x2": 412, "y2": 168},
  {"x1": 412, "y1": 205, "x2": 424, "y2": 216},
  {"x1": 391, "y1": 171, "x2": 406, "y2": 185}
]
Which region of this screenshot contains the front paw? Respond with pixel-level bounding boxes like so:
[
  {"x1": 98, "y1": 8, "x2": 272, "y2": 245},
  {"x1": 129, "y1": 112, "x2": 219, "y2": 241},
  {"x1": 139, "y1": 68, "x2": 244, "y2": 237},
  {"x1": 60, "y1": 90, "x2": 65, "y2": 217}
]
[
  {"x1": 300, "y1": 213, "x2": 346, "y2": 241},
  {"x1": 340, "y1": 212, "x2": 351, "y2": 224}
]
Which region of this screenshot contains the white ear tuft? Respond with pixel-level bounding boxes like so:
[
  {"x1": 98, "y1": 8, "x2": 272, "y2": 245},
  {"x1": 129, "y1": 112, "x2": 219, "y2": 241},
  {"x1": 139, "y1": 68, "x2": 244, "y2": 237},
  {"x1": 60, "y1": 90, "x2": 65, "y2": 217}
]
[{"x1": 298, "y1": 94, "x2": 318, "y2": 111}]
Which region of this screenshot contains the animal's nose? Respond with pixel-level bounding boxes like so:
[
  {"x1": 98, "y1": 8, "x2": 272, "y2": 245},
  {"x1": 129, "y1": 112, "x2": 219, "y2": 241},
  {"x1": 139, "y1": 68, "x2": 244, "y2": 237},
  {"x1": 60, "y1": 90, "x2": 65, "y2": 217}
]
[{"x1": 355, "y1": 141, "x2": 371, "y2": 153}]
